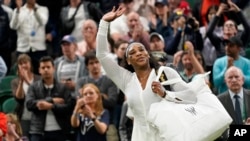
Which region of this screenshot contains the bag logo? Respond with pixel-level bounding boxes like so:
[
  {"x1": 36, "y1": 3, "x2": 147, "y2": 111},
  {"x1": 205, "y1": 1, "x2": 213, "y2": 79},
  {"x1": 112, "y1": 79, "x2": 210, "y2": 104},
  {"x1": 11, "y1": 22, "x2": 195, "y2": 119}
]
[{"x1": 185, "y1": 106, "x2": 197, "y2": 116}]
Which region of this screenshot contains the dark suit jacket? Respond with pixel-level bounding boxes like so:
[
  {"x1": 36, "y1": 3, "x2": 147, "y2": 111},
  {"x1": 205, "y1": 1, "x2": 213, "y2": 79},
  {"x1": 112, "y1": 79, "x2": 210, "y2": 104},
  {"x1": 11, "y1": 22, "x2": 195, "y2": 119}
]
[{"x1": 218, "y1": 89, "x2": 250, "y2": 125}]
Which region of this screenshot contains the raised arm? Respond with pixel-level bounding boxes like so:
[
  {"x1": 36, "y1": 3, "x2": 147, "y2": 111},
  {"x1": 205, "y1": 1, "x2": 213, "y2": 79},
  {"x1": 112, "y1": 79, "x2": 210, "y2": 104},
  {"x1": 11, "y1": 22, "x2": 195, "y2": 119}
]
[{"x1": 96, "y1": 6, "x2": 131, "y2": 91}]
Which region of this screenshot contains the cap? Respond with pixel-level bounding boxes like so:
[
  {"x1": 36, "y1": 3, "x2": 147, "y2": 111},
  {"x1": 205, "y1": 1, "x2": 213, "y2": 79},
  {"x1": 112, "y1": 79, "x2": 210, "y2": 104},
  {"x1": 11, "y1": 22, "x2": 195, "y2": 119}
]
[
  {"x1": 178, "y1": 1, "x2": 191, "y2": 15},
  {"x1": 150, "y1": 32, "x2": 164, "y2": 43},
  {"x1": 169, "y1": 11, "x2": 186, "y2": 22},
  {"x1": 224, "y1": 36, "x2": 243, "y2": 47},
  {"x1": 155, "y1": 0, "x2": 168, "y2": 6},
  {"x1": 61, "y1": 35, "x2": 76, "y2": 44}
]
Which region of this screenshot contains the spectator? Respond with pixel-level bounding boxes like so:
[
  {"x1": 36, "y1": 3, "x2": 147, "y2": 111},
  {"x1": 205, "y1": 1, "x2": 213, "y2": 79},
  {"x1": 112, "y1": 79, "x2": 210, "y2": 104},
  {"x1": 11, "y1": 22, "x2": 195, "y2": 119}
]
[
  {"x1": 11, "y1": 54, "x2": 40, "y2": 138},
  {"x1": 60, "y1": 0, "x2": 103, "y2": 42},
  {"x1": 109, "y1": 0, "x2": 149, "y2": 42},
  {"x1": 218, "y1": 66, "x2": 250, "y2": 140},
  {"x1": 149, "y1": 32, "x2": 173, "y2": 65},
  {"x1": 218, "y1": 66, "x2": 250, "y2": 124},
  {"x1": 54, "y1": 35, "x2": 88, "y2": 97},
  {"x1": 149, "y1": 0, "x2": 172, "y2": 46},
  {"x1": 213, "y1": 36, "x2": 250, "y2": 94},
  {"x1": 10, "y1": 0, "x2": 49, "y2": 75},
  {"x1": 0, "y1": 56, "x2": 7, "y2": 80},
  {"x1": 206, "y1": 1, "x2": 250, "y2": 58},
  {"x1": 173, "y1": 41, "x2": 205, "y2": 82},
  {"x1": 165, "y1": 11, "x2": 203, "y2": 55},
  {"x1": 76, "y1": 19, "x2": 98, "y2": 56},
  {"x1": 26, "y1": 56, "x2": 73, "y2": 141},
  {"x1": 122, "y1": 11, "x2": 150, "y2": 50},
  {"x1": 199, "y1": 5, "x2": 223, "y2": 87},
  {"x1": 0, "y1": 3, "x2": 16, "y2": 74},
  {"x1": 75, "y1": 51, "x2": 119, "y2": 141},
  {"x1": 5, "y1": 113, "x2": 28, "y2": 141},
  {"x1": 71, "y1": 83, "x2": 109, "y2": 141},
  {"x1": 0, "y1": 112, "x2": 7, "y2": 141}
]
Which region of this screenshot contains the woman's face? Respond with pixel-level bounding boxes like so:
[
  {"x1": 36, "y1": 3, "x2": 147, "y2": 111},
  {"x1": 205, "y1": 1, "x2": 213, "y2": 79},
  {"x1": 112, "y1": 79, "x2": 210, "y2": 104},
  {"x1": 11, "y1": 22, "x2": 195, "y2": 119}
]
[
  {"x1": 82, "y1": 86, "x2": 99, "y2": 104},
  {"x1": 18, "y1": 60, "x2": 31, "y2": 71},
  {"x1": 126, "y1": 43, "x2": 149, "y2": 67},
  {"x1": 115, "y1": 43, "x2": 128, "y2": 58},
  {"x1": 223, "y1": 20, "x2": 237, "y2": 39}
]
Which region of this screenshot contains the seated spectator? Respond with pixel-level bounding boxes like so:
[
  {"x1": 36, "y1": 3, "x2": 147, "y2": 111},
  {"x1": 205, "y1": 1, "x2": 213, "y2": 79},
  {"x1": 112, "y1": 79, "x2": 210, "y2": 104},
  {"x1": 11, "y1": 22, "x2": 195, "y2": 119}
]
[
  {"x1": 213, "y1": 36, "x2": 250, "y2": 94},
  {"x1": 206, "y1": 1, "x2": 250, "y2": 58},
  {"x1": 54, "y1": 35, "x2": 88, "y2": 97},
  {"x1": 217, "y1": 66, "x2": 250, "y2": 140},
  {"x1": 0, "y1": 56, "x2": 7, "y2": 80},
  {"x1": 0, "y1": 112, "x2": 7, "y2": 141},
  {"x1": 76, "y1": 19, "x2": 98, "y2": 56},
  {"x1": 5, "y1": 113, "x2": 28, "y2": 141},
  {"x1": 71, "y1": 83, "x2": 109, "y2": 141},
  {"x1": 11, "y1": 54, "x2": 40, "y2": 138}
]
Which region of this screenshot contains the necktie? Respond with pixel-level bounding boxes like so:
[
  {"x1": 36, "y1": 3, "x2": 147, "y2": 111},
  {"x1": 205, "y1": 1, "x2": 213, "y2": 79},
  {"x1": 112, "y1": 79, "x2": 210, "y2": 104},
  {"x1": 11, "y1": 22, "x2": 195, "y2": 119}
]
[{"x1": 234, "y1": 95, "x2": 243, "y2": 124}]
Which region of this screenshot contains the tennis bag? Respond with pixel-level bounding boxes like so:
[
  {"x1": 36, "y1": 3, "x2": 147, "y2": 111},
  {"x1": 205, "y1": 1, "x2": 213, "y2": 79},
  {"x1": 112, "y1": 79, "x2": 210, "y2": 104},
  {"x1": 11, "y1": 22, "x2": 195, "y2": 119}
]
[{"x1": 147, "y1": 71, "x2": 232, "y2": 141}]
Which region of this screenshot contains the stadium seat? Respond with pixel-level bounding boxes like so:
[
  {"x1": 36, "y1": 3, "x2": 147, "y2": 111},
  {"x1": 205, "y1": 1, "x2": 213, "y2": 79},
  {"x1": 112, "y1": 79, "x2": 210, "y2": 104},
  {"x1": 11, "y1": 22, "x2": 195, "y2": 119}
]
[
  {"x1": 2, "y1": 97, "x2": 17, "y2": 113},
  {"x1": 0, "y1": 75, "x2": 16, "y2": 92}
]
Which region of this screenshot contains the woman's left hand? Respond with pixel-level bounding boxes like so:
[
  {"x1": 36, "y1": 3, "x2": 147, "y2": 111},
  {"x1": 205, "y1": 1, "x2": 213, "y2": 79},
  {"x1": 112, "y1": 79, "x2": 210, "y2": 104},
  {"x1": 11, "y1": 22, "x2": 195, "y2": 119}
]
[{"x1": 151, "y1": 81, "x2": 166, "y2": 98}]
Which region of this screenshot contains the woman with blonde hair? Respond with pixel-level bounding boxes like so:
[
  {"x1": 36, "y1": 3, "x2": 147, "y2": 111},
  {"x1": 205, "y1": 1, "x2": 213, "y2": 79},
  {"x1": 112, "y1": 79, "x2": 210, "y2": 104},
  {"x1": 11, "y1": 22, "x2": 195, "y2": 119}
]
[
  {"x1": 4, "y1": 113, "x2": 27, "y2": 141},
  {"x1": 71, "y1": 83, "x2": 109, "y2": 141}
]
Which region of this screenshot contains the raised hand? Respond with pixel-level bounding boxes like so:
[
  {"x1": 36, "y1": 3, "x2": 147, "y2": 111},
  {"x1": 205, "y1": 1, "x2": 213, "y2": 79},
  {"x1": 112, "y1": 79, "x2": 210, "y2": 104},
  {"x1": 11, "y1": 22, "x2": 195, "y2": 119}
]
[
  {"x1": 102, "y1": 6, "x2": 126, "y2": 22},
  {"x1": 227, "y1": 0, "x2": 241, "y2": 12}
]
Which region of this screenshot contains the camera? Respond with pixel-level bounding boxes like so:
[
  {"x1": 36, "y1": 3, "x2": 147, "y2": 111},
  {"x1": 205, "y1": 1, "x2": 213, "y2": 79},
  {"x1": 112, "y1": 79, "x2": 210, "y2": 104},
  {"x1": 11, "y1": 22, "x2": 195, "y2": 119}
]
[{"x1": 186, "y1": 18, "x2": 197, "y2": 29}]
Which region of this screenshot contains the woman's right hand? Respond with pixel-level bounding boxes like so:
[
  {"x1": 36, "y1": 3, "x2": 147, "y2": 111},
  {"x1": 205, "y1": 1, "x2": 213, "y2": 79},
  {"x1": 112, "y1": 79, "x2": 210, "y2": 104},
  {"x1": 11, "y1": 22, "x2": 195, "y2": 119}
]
[{"x1": 102, "y1": 6, "x2": 126, "y2": 22}]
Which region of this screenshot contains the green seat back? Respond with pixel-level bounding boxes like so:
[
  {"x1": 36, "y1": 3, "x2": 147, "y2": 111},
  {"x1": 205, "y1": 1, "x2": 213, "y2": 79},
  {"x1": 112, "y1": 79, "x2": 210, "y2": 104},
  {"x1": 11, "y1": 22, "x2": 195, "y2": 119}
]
[
  {"x1": 0, "y1": 75, "x2": 16, "y2": 92},
  {"x1": 2, "y1": 97, "x2": 17, "y2": 113}
]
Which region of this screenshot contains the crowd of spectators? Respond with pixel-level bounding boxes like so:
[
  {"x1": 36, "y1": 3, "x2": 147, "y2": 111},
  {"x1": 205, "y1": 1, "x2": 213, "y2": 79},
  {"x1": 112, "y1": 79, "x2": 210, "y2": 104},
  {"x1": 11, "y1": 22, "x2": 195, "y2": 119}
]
[{"x1": 1, "y1": 0, "x2": 250, "y2": 141}]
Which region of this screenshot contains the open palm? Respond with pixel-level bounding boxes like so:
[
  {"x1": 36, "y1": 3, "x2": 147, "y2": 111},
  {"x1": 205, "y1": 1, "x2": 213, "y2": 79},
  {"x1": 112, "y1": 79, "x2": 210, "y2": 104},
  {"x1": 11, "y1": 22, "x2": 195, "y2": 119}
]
[{"x1": 102, "y1": 6, "x2": 126, "y2": 22}]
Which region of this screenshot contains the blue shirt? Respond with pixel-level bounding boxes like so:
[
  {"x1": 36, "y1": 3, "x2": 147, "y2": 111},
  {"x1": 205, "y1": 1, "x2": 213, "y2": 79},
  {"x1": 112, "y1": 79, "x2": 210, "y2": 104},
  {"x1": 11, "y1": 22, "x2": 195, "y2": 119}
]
[
  {"x1": 77, "y1": 109, "x2": 109, "y2": 141},
  {"x1": 213, "y1": 56, "x2": 250, "y2": 94}
]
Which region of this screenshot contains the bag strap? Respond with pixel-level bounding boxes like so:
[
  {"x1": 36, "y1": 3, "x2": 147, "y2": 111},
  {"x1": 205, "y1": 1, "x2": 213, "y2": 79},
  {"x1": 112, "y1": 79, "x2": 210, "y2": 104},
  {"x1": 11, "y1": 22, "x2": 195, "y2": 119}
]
[{"x1": 69, "y1": 2, "x2": 82, "y2": 20}]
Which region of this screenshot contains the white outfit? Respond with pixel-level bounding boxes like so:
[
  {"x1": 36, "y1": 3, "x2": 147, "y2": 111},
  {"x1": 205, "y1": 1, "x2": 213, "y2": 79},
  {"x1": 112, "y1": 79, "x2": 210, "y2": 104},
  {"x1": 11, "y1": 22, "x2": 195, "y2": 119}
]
[
  {"x1": 10, "y1": 4, "x2": 48, "y2": 52},
  {"x1": 97, "y1": 20, "x2": 197, "y2": 141}
]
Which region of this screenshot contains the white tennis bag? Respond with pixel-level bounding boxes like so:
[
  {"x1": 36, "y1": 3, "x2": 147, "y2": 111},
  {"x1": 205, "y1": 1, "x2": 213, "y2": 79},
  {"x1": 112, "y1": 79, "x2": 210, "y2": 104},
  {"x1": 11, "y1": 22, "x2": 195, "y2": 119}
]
[{"x1": 147, "y1": 71, "x2": 233, "y2": 141}]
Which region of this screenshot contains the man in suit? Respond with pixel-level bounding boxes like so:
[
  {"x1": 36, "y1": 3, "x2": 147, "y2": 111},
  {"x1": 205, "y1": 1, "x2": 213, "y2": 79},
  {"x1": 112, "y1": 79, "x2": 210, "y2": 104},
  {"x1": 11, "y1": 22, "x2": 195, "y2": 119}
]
[
  {"x1": 218, "y1": 66, "x2": 250, "y2": 125},
  {"x1": 217, "y1": 66, "x2": 250, "y2": 140}
]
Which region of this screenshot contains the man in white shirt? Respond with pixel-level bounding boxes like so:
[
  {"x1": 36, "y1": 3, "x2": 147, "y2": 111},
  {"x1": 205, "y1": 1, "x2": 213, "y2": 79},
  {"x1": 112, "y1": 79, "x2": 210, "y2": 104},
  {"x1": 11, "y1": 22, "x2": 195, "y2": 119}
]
[{"x1": 10, "y1": 0, "x2": 49, "y2": 74}]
